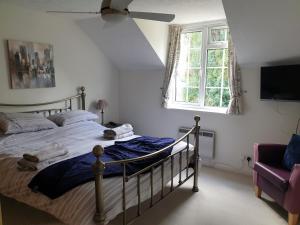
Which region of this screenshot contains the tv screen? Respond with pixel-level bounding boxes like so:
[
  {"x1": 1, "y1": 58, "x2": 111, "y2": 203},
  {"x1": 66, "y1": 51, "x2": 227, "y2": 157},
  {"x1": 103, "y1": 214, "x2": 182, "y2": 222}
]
[{"x1": 260, "y1": 65, "x2": 300, "y2": 101}]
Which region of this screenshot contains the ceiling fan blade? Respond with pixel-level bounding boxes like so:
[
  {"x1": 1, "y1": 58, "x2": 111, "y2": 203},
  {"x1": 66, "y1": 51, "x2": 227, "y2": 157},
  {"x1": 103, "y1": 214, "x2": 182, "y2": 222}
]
[
  {"x1": 111, "y1": 0, "x2": 134, "y2": 11},
  {"x1": 47, "y1": 11, "x2": 100, "y2": 14},
  {"x1": 129, "y1": 11, "x2": 175, "y2": 22}
]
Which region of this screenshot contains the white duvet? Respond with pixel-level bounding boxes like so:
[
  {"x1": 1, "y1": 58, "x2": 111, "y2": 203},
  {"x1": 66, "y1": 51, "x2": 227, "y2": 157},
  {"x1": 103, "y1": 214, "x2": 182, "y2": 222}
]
[{"x1": 0, "y1": 121, "x2": 193, "y2": 225}]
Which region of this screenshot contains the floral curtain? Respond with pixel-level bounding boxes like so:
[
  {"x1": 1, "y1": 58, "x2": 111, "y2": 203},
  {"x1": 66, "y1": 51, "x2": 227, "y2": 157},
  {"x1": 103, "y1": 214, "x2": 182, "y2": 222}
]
[
  {"x1": 161, "y1": 25, "x2": 182, "y2": 107},
  {"x1": 226, "y1": 37, "x2": 242, "y2": 115}
]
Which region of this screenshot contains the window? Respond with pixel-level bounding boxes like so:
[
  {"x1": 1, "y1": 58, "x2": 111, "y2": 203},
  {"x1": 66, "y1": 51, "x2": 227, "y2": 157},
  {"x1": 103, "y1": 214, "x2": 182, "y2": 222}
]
[{"x1": 168, "y1": 22, "x2": 230, "y2": 113}]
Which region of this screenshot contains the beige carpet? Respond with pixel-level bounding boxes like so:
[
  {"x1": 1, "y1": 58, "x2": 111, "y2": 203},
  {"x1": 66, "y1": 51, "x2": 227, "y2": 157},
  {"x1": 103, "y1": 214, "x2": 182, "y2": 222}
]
[{"x1": 0, "y1": 167, "x2": 293, "y2": 225}]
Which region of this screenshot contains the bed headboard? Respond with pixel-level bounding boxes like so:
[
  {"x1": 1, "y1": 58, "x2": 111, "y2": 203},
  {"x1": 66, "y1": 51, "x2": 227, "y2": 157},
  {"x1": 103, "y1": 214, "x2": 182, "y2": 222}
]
[{"x1": 0, "y1": 86, "x2": 86, "y2": 117}]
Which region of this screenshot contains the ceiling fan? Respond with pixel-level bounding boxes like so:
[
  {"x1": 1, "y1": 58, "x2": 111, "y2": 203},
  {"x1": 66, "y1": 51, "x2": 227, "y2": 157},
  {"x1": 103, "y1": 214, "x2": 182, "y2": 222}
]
[{"x1": 47, "y1": 0, "x2": 175, "y2": 23}]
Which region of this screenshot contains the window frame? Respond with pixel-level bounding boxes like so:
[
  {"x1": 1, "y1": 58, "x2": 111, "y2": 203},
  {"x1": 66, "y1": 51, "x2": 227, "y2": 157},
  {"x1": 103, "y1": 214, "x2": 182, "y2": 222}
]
[{"x1": 167, "y1": 20, "x2": 229, "y2": 114}]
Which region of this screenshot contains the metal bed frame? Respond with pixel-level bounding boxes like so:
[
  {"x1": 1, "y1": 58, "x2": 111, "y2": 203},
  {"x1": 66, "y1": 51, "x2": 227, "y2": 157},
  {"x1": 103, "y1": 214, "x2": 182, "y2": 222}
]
[{"x1": 0, "y1": 87, "x2": 200, "y2": 225}]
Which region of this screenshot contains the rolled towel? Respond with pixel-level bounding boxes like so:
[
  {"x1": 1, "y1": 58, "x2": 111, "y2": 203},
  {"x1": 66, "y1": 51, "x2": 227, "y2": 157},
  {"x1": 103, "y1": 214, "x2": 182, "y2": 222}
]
[
  {"x1": 104, "y1": 124, "x2": 133, "y2": 137},
  {"x1": 23, "y1": 143, "x2": 68, "y2": 163},
  {"x1": 116, "y1": 131, "x2": 134, "y2": 140},
  {"x1": 17, "y1": 158, "x2": 38, "y2": 171}
]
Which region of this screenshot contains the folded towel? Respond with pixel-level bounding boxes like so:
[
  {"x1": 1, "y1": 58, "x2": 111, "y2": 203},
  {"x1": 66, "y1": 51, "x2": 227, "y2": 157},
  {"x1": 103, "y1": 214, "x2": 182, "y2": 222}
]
[
  {"x1": 104, "y1": 124, "x2": 133, "y2": 137},
  {"x1": 18, "y1": 154, "x2": 70, "y2": 172},
  {"x1": 103, "y1": 131, "x2": 134, "y2": 140},
  {"x1": 116, "y1": 131, "x2": 134, "y2": 139},
  {"x1": 23, "y1": 143, "x2": 69, "y2": 163}
]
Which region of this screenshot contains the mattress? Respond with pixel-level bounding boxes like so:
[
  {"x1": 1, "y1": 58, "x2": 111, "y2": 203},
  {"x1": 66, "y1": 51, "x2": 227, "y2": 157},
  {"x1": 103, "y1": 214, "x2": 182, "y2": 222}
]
[{"x1": 0, "y1": 121, "x2": 194, "y2": 225}]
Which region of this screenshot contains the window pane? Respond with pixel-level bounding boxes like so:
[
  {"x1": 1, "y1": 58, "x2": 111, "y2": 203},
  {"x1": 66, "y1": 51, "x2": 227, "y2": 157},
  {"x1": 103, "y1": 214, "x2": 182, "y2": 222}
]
[
  {"x1": 188, "y1": 88, "x2": 199, "y2": 103},
  {"x1": 207, "y1": 49, "x2": 223, "y2": 67},
  {"x1": 205, "y1": 88, "x2": 221, "y2": 107},
  {"x1": 222, "y1": 88, "x2": 230, "y2": 107},
  {"x1": 224, "y1": 49, "x2": 228, "y2": 67},
  {"x1": 176, "y1": 87, "x2": 187, "y2": 102},
  {"x1": 209, "y1": 28, "x2": 228, "y2": 43},
  {"x1": 190, "y1": 32, "x2": 202, "y2": 48},
  {"x1": 175, "y1": 66, "x2": 188, "y2": 85},
  {"x1": 206, "y1": 68, "x2": 222, "y2": 87},
  {"x1": 223, "y1": 68, "x2": 229, "y2": 87},
  {"x1": 176, "y1": 31, "x2": 203, "y2": 104},
  {"x1": 189, "y1": 49, "x2": 201, "y2": 67},
  {"x1": 188, "y1": 69, "x2": 200, "y2": 87}
]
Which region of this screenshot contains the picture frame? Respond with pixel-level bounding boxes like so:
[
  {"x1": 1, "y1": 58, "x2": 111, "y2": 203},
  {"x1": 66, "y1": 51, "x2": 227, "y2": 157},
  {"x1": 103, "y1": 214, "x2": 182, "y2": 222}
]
[{"x1": 7, "y1": 39, "x2": 55, "y2": 89}]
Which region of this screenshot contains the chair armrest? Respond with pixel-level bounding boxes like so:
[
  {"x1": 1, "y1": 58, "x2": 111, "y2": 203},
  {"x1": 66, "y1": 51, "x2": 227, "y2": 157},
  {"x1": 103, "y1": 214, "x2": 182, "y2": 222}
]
[{"x1": 253, "y1": 143, "x2": 287, "y2": 166}]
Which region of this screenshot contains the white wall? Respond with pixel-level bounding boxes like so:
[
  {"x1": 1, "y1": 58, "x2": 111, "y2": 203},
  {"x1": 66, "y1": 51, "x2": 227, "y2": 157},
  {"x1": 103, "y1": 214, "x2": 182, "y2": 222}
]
[
  {"x1": 119, "y1": 68, "x2": 300, "y2": 174},
  {"x1": 0, "y1": 3, "x2": 119, "y2": 122}
]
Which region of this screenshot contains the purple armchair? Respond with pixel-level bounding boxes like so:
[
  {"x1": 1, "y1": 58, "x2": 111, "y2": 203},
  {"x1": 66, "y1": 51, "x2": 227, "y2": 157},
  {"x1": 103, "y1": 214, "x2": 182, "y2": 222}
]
[{"x1": 253, "y1": 143, "x2": 300, "y2": 225}]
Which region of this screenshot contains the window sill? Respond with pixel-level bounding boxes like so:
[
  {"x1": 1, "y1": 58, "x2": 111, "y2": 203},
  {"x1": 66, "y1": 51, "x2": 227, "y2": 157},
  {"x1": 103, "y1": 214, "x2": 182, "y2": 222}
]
[{"x1": 166, "y1": 103, "x2": 228, "y2": 114}]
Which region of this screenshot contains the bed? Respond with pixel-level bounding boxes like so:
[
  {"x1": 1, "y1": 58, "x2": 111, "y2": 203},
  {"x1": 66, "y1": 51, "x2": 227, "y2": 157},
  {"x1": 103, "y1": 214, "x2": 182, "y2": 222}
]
[{"x1": 0, "y1": 87, "x2": 200, "y2": 225}]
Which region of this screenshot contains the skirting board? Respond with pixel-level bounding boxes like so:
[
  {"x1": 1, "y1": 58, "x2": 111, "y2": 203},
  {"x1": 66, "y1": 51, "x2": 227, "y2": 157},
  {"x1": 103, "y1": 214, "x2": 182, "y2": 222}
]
[{"x1": 201, "y1": 159, "x2": 252, "y2": 176}]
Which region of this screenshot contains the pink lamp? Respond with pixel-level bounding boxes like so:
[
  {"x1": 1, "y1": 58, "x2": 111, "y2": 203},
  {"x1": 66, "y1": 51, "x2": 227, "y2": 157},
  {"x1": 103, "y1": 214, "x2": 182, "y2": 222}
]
[{"x1": 96, "y1": 99, "x2": 108, "y2": 125}]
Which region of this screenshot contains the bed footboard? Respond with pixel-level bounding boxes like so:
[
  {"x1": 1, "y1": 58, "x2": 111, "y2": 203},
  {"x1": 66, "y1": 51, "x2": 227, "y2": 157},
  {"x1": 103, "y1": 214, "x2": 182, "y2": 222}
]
[{"x1": 92, "y1": 115, "x2": 200, "y2": 225}]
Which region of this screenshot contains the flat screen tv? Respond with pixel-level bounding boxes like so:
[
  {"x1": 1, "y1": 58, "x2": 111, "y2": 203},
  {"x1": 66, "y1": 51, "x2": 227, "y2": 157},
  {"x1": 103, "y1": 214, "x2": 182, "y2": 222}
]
[{"x1": 260, "y1": 64, "x2": 300, "y2": 101}]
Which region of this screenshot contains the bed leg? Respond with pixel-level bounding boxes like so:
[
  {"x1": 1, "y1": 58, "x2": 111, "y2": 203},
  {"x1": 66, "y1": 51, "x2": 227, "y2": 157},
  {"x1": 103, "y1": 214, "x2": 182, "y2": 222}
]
[
  {"x1": 93, "y1": 145, "x2": 106, "y2": 225},
  {"x1": 192, "y1": 116, "x2": 200, "y2": 193}
]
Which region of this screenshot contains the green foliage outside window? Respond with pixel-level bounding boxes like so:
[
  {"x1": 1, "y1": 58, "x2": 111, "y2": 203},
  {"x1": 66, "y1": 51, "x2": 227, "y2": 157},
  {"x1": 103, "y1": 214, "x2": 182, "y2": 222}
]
[
  {"x1": 222, "y1": 89, "x2": 230, "y2": 107},
  {"x1": 205, "y1": 48, "x2": 229, "y2": 107},
  {"x1": 207, "y1": 49, "x2": 224, "y2": 67},
  {"x1": 206, "y1": 68, "x2": 222, "y2": 87},
  {"x1": 190, "y1": 32, "x2": 202, "y2": 48},
  {"x1": 188, "y1": 88, "x2": 199, "y2": 103},
  {"x1": 189, "y1": 50, "x2": 201, "y2": 67},
  {"x1": 188, "y1": 69, "x2": 200, "y2": 86}
]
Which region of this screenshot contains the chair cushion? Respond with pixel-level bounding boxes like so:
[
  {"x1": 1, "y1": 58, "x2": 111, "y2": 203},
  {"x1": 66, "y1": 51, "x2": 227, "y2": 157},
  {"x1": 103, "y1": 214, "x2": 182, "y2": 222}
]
[
  {"x1": 254, "y1": 162, "x2": 291, "y2": 192},
  {"x1": 283, "y1": 134, "x2": 300, "y2": 170}
]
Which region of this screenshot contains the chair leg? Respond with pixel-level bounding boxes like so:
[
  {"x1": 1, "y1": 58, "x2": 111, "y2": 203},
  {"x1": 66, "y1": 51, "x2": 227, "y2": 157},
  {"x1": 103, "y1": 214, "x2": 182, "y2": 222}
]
[
  {"x1": 288, "y1": 213, "x2": 299, "y2": 225},
  {"x1": 254, "y1": 185, "x2": 262, "y2": 198}
]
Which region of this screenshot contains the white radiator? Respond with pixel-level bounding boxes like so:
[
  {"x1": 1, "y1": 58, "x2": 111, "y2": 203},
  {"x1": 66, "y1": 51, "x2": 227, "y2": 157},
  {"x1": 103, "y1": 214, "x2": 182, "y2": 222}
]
[{"x1": 178, "y1": 127, "x2": 215, "y2": 160}]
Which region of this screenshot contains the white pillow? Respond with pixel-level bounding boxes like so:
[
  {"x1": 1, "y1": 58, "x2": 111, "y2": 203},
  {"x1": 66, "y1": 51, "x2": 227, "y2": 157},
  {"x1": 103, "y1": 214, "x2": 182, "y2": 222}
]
[
  {"x1": 0, "y1": 112, "x2": 58, "y2": 134},
  {"x1": 47, "y1": 110, "x2": 98, "y2": 126}
]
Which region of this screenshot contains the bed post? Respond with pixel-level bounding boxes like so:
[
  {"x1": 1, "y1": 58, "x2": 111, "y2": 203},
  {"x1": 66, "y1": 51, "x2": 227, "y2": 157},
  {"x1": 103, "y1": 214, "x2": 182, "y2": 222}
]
[
  {"x1": 93, "y1": 145, "x2": 106, "y2": 225},
  {"x1": 80, "y1": 86, "x2": 86, "y2": 110},
  {"x1": 192, "y1": 115, "x2": 200, "y2": 192}
]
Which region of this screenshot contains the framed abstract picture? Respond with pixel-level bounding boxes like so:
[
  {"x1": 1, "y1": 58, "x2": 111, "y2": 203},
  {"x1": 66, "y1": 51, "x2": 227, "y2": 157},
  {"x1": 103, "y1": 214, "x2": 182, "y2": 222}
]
[{"x1": 7, "y1": 40, "x2": 55, "y2": 89}]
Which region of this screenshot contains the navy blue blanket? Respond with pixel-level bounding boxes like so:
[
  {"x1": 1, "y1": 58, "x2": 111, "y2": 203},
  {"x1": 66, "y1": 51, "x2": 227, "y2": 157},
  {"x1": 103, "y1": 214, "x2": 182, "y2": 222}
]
[{"x1": 28, "y1": 136, "x2": 175, "y2": 199}]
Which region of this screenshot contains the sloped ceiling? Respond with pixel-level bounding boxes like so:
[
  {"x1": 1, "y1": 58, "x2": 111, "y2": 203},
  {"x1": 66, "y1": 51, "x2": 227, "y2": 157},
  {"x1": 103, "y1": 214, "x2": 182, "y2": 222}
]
[
  {"x1": 222, "y1": 0, "x2": 300, "y2": 66},
  {"x1": 76, "y1": 17, "x2": 164, "y2": 71},
  {"x1": 2, "y1": 0, "x2": 227, "y2": 71}
]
